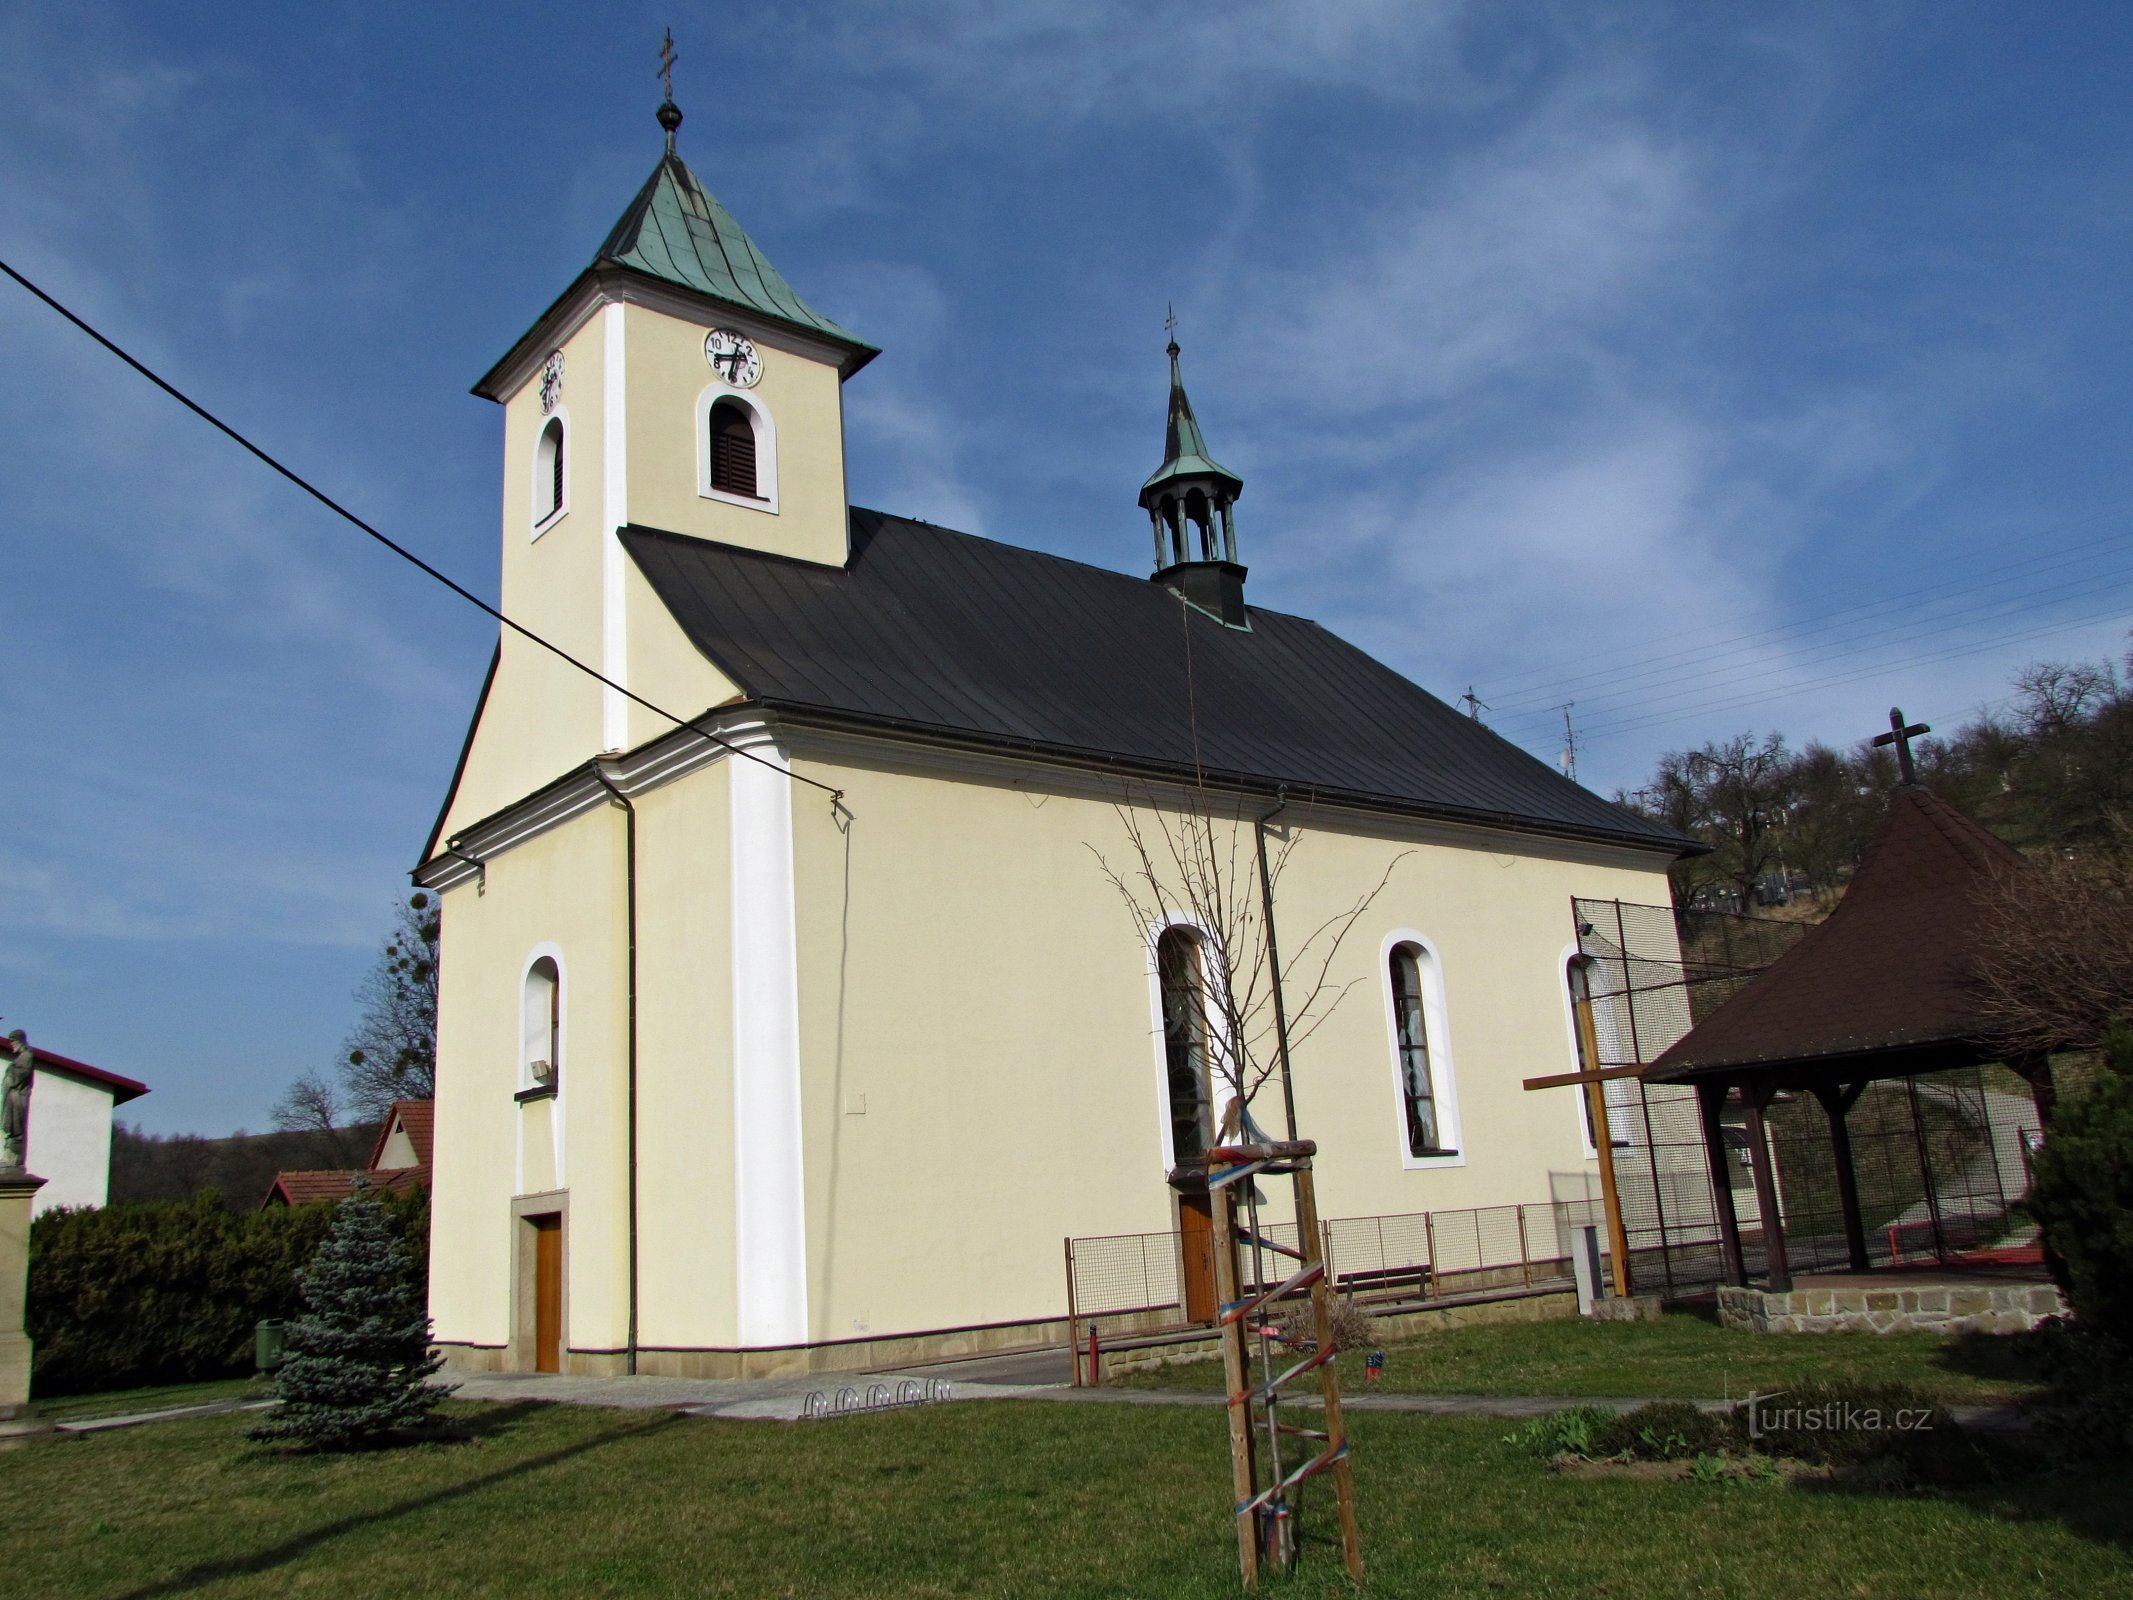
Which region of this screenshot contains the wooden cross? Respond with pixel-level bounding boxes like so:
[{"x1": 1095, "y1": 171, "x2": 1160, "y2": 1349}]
[
  {"x1": 658, "y1": 28, "x2": 679, "y2": 101},
  {"x1": 1871, "y1": 705, "x2": 1930, "y2": 784}
]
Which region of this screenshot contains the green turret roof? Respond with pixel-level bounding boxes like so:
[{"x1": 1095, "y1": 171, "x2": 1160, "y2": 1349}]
[
  {"x1": 596, "y1": 152, "x2": 875, "y2": 357},
  {"x1": 1140, "y1": 341, "x2": 1242, "y2": 502}
]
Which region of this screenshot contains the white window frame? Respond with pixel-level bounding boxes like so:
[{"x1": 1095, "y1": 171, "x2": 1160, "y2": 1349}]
[
  {"x1": 696, "y1": 384, "x2": 779, "y2": 515},
  {"x1": 530, "y1": 408, "x2": 570, "y2": 539},
  {"x1": 1379, "y1": 928, "x2": 1464, "y2": 1171},
  {"x1": 517, "y1": 943, "x2": 567, "y2": 1193}
]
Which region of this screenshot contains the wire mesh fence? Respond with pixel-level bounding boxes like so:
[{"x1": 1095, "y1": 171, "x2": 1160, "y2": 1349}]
[
  {"x1": 1571, "y1": 897, "x2": 2045, "y2": 1297},
  {"x1": 1066, "y1": 1199, "x2": 1577, "y2": 1358}
]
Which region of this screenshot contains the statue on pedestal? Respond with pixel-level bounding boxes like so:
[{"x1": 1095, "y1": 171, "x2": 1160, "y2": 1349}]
[{"x1": 1, "y1": 1031, "x2": 31, "y2": 1173}]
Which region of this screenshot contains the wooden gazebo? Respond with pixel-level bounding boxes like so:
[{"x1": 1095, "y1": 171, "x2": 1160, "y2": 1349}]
[{"x1": 1643, "y1": 743, "x2": 2047, "y2": 1293}]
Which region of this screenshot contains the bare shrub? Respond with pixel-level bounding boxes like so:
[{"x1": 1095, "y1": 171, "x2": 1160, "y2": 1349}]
[
  {"x1": 1973, "y1": 825, "x2": 2133, "y2": 1057},
  {"x1": 1272, "y1": 1295, "x2": 1380, "y2": 1353}
]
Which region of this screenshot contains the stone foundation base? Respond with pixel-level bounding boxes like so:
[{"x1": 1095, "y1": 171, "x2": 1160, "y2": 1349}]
[
  {"x1": 436, "y1": 1314, "x2": 1071, "y2": 1382},
  {"x1": 1718, "y1": 1280, "x2": 2064, "y2": 1336},
  {"x1": 1589, "y1": 1293, "x2": 1666, "y2": 1324}
]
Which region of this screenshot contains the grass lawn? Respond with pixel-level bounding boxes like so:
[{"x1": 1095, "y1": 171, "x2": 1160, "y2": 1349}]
[
  {"x1": 1, "y1": 1395, "x2": 2127, "y2": 1598},
  {"x1": 1116, "y1": 1309, "x2": 2051, "y2": 1405}
]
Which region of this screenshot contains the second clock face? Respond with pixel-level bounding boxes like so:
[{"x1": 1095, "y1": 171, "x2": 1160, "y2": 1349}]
[{"x1": 704, "y1": 328, "x2": 762, "y2": 388}]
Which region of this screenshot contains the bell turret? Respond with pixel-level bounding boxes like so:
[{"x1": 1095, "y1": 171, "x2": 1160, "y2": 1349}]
[{"x1": 1139, "y1": 333, "x2": 1247, "y2": 626}]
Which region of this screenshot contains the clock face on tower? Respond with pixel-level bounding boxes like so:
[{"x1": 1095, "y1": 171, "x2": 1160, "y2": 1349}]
[{"x1": 704, "y1": 328, "x2": 762, "y2": 389}]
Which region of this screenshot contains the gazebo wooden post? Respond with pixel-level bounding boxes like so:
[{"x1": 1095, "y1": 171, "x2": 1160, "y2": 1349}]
[
  {"x1": 1694, "y1": 1080, "x2": 1747, "y2": 1287},
  {"x1": 1811, "y1": 1082, "x2": 1870, "y2": 1273},
  {"x1": 1741, "y1": 1083, "x2": 1792, "y2": 1292}
]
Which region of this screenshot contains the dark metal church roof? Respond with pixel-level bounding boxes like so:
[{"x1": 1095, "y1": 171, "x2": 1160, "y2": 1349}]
[
  {"x1": 619, "y1": 510, "x2": 1687, "y2": 852},
  {"x1": 1646, "y1": 786, "x2": 2027, "y2": 1082}
]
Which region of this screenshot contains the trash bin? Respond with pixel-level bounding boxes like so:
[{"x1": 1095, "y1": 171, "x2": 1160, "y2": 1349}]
[{"x1": 255, "y1": 1318, "x2": 287, "y2": 1374}]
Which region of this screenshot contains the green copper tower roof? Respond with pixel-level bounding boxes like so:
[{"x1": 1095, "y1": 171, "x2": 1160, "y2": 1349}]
[
  {"x1": 1139, "y1": 340, "x2": 1242, "y2": 502},
  {"x1": 595, "y1": 150, "x2": 875, "y2": 357}
]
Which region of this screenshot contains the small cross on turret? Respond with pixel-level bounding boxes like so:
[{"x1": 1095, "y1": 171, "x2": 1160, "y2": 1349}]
[
  {"x1": 1871, "y1": 706, "x2": 1931, "y2": 785},
  {"x1": 656, "y1": 29, "x2": 683, "y2": 151}
]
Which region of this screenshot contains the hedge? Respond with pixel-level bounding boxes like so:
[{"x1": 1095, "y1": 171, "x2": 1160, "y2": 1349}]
[{"x1": 27, "y1": 1186, "x2": 429, "y2": 1397}]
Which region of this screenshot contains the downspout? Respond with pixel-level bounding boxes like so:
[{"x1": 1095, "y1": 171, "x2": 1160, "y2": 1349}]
[
  {"x1": 592, "y1": 764, "x2": 640, "y2": 1376},
  {"x1": 1253, "y1": 788, "x2": 1298, "y2": 1141}
]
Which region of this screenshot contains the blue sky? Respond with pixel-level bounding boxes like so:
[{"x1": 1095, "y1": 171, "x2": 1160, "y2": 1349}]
[{"x1": 4, "y1": 2, "x2": 2130, "y2": 1134}]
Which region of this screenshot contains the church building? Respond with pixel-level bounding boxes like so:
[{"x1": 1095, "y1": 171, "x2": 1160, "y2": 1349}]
[{"x1": 416, "y1": 94, "x2": 1689, "y2": 1378}]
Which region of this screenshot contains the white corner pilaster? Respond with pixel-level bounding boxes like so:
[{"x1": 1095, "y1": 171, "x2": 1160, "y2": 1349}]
[
  {"x1": 600, "y1": 300, "x2": 630, "y2": 752},
  {"x1": 728, "y1": 723, "x2": 809, "y2": 1346}
]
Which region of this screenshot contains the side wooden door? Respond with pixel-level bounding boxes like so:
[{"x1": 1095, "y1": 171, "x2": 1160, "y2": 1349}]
[
  {"x1": 1180, "y1": 1192, "x2": 1217, "y2": 1324},
  {"x1": 534, "y1": 1215, "x2": 562, "y2": 1373}
]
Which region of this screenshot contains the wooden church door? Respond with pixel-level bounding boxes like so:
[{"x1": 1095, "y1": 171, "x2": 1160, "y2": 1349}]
[
  {"x1": 1180, "y1": 1192, "x2": 1217, "y2": 1324},
  {"x1": 533, "y1": 1215, "x2": 563, "y2": 1373}
]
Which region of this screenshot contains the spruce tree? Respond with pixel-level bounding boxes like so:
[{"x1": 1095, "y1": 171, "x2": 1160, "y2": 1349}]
[{"x1": 251, "y1": 1181, "x2": 451, "y2": 1449}]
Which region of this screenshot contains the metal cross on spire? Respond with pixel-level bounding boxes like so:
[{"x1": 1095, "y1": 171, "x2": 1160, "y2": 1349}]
[
  {"x1": 1871, "y1": 705, "x2": 1931, "y2": 785},
  {"x1": 658, "y1": 28, "x2": 679, "y2": 100},
  {"x1": 1164, "y1": 301, "x2": 1179, "y2": 352}
]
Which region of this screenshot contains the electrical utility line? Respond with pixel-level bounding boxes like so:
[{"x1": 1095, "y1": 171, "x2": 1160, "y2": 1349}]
[
  {"x1": 1487, "y1": 557, "x2": 2133, "y2": 727},
  {"x1": 1481, "y1": 517, "x2": 2133, "y2": 704},
  {"x1": 0, "y1": 256, "x2": 841, "y2": 809},
  {"x1": 1554, "y1": 595, "x2": 2133, "y2": 747}
]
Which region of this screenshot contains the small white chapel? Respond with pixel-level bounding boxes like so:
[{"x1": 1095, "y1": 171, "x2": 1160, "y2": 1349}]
[{"x1": 416, "y1": 89, "x2": 1689, "y2": 1378}]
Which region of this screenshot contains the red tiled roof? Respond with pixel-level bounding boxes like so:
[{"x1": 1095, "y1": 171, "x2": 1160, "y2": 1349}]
[
  {"x1": 266, "y1": 1170, "x2": 362, "y2": 1207},
  {"x1": 364, "y1": 1098, "x2": 434, "y2": 1170},
  {"x1": 262, "y1": 1163, "x2": 431, "y2": 1209},
  {"x1": 1646, "y1": 786, "x2": 2026, "y2": 1080},
  {"x1": 23, "y1": 1045, "x2": 149, "y2": 1105}
]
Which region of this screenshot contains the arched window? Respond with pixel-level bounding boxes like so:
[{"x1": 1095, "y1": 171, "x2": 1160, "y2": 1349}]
[
  {"x1": 1390, "y1": 943, "x2": 1445, "y2": 1156},
  {"x1": 709, "y1": 399, "x2": 760, "y2": 499},
  {"x1": 534, "y1": 418, "x2": 565, "y2": 525},
  {"x1": 1157, "y1": 927, "x2": 1212, "y2": 1163},
  {"x1": 522, "y1": 956, "x2": 560, "y2": 1091}
]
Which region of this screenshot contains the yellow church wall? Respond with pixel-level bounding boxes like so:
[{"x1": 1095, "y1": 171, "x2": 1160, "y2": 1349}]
[
  {"x1": 621, "y1": 556, "x2": 744, "y2": 750},
  {"x1": 428, "y1": 802, "x2": 630, "y2": 1365},
  {"x1": 441, "y1": 310, "x2": 613, "y2": 838},
  {"x1": 627, "y1": 759, "x2": 741, "y2": 1351},
  {"x1": 783, "y1": 738, "x2": 1676, "y2": 1346},
  {"x1": 620, "y1": 301, "x2": 851, "y2": 568}
]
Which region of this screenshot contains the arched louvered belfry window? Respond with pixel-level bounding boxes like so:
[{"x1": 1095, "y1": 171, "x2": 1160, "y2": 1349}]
[
  {"x1": 534, "y1": 418, "x2": 564, "y2": 523},
  {"x1": 709, "y1": 399, "x2": 760, "y2": 499},
  {"x1": 1390, "y1": 943, "x2": 1444, "y2": 1156},
  {"x1": 1158, "y1": 927, "x2": 1213, "y2": 1164}
]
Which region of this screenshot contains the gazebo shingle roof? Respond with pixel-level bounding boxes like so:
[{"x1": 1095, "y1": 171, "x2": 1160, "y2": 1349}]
[{"x1": 1645, "y1": 786, "x2": 2025, "y2": 1081}]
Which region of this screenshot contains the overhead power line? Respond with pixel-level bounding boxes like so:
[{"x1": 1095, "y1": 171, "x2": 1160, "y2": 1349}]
[
  {"x1": 0, "y1": 256, "x2": 841, "y2": 810},
  {"x1": 1483, "y1": 518, "x2": 2133, "y2": 702}
]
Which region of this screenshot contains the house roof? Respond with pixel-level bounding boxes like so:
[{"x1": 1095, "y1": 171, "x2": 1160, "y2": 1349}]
[
  {"x1": 22, "y1": 1045, "x2": 148, "y2": 1106},
  {"x1": 617, "y1": 511, "x2": 1688, "y2": 853},
  {"x1": 264, "y1": 1170, "x2": 362, "y2": 1207},
  {"x1": 1646, "y1": 785, "x2": 2027, "y2": 1082},
  {"x1": 365, "y1": 1099, "x2": 434, "y2": 1172}
]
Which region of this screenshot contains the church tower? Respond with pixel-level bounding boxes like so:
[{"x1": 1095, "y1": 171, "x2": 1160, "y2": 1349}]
[
  {"x1": 1140, "y1": 331, "x2": 1247, "y2": 627},
  {"x1": 470, "y1": 87, "x2": 876, "y2": 755}
]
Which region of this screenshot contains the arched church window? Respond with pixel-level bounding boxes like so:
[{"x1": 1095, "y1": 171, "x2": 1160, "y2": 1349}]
[
  {"x1": 1158, "y1": 927, "x2": 1213, "y2": 1163},
  {"x1": 709, "y1": 399, "x2": 760, "y2": 499},
  {"x1": 522, "y1": 955, "x2": 560, "y2": 1092},
  {"x1": 534, "y1": 418, "x2": 565, "y2": 526},
  {"x1": 1390, "y1": 943, "x2": 1445, "y2": 1156}
]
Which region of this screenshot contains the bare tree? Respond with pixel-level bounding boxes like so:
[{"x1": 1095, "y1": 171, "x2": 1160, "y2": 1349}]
[
  {"x1": 270, "y1": 1069, "x2": 367, "y2": 1167},
  {"x1": 1091, "y1": 782, "x2": 1403, "y2": 1136},
  {"x1": 338, "y1": 892, "x2": 441, "y2": 1121},
  {"x1": 1973, "y1": 825, "x2": 2133, "y2": 1058}
]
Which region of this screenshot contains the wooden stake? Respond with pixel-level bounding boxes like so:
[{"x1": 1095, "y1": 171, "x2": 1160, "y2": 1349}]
[
  {"x1": 1294, "y1": 1164, "x2": 1365, "y2": 1585},
  {"x1": 1208, "y1": 1180, "x2": 1260, "y2": 1589},
  {"x1": 1574, "y1": 994, "x2": 1635, "y2": 1298}
]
